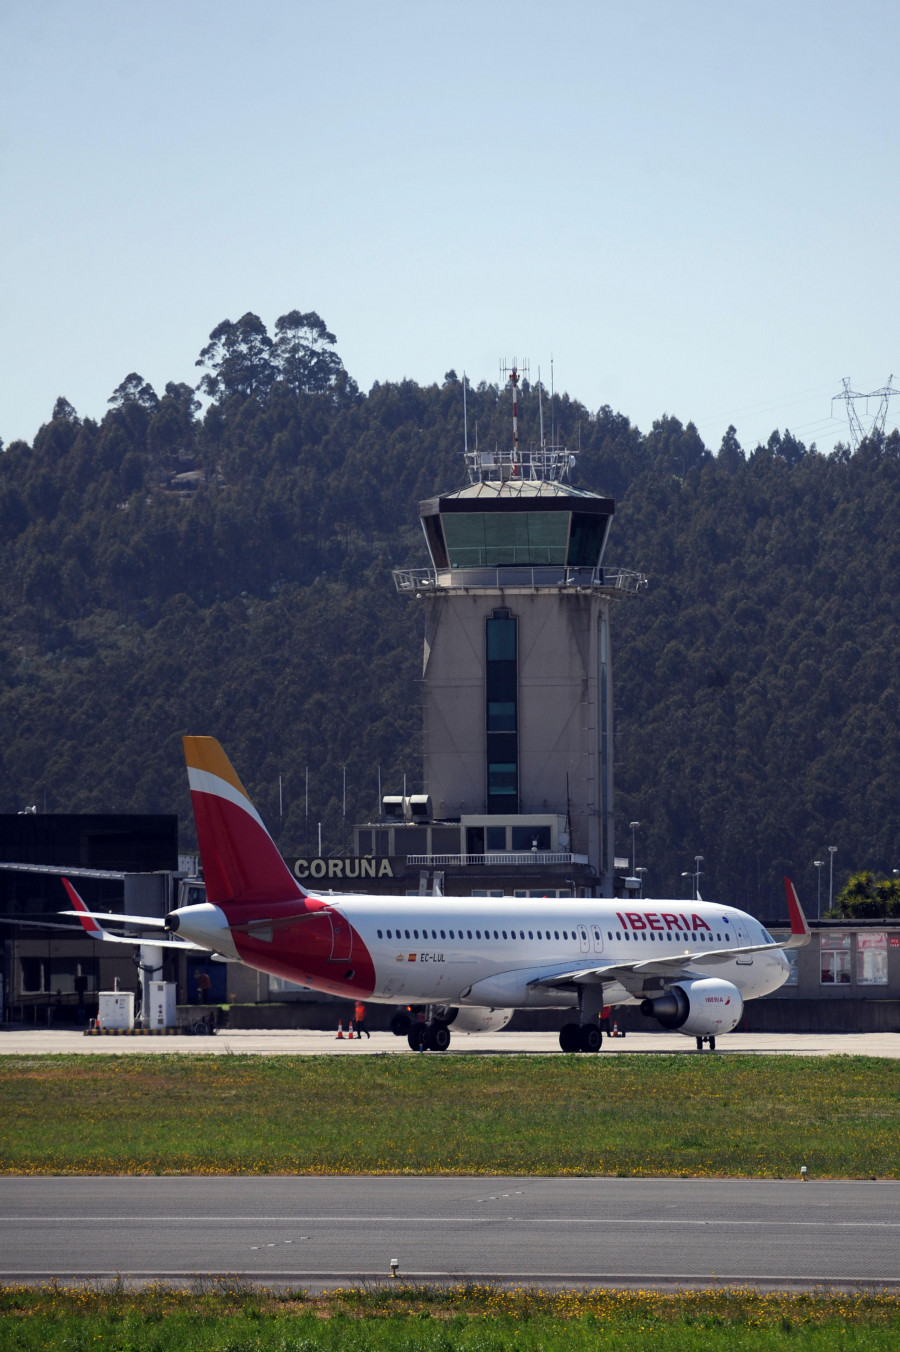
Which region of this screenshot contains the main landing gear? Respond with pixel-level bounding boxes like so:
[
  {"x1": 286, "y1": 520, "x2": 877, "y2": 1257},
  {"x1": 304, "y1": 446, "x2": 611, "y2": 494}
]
[
  {"x1": 559, "y1": 1022, "x2": 602, "y2": 1053},
  {"x1": 696, "y1": 1035, "x2": 716, "y2": 1051},
  {"x1": 559, "y1": 985, "x2": 606, "y2": 1053},
  {"x1": 407, "y1": 1021, "x2": 451, "y2": 1052}
]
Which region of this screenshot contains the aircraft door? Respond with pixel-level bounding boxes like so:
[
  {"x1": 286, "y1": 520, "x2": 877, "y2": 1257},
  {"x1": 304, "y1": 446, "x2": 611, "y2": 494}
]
[
  {"x1": 328, "y1": 911, "x2": 353, "y2": 962},
  {"x1": 577, "y1": 925, "x2": 590, "y2": 953},
  {"x1": 591, "y1": 924, "x2": 604, "y2": 953}
]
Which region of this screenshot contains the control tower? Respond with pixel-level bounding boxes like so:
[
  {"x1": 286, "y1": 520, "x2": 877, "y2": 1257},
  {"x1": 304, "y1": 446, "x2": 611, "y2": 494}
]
[{"x1": 393, "y1": 366, "x2": 645, "y2": 897}]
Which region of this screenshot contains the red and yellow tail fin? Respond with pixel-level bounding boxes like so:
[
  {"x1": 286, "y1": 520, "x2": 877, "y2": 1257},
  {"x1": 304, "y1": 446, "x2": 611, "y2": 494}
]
[{"x1": 184, "y1": 736, "x2": 306, "y2": 907}]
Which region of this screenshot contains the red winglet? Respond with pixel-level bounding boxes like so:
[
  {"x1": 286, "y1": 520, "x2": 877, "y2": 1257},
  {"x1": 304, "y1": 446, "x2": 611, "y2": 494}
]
[
  {"x1": 62, "y1": 878, "x2": 107, "y2": 937},
  {"x1": 784, "y1": 877, "x2": 811, "y2": 946}
]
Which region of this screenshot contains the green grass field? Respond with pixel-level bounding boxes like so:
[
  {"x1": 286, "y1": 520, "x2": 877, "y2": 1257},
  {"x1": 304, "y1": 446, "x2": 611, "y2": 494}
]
[
  {"x1": 1, "y1": 1282, "x2": 899, "y2": 1351},
  {"x1": 2, "y1": 1053, "x2": 898, "y2": 1177}
]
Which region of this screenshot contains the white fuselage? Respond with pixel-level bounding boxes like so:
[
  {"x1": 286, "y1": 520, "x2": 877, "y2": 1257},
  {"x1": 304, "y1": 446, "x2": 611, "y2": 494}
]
[{"x1": 313, "y1": 894, "x2": 790, "y2": 1008}]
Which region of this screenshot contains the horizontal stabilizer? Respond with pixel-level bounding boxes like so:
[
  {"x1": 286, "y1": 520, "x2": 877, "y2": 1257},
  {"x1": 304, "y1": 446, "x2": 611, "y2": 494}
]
[
  {"x1": 61, "y1": 880, "x2": 209, "y2": 950},
  {"x1": 60, "y1": 909, "x2": 168, "y2": 929}
]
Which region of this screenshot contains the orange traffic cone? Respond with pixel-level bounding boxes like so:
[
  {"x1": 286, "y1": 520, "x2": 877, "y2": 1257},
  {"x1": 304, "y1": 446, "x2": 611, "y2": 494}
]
[
  {"x1": 612, "y1": 1021, "x2": 619, "y2": 1037},
  {"x1": 348, "y1": 1021, "x2": 354, "y2": 1038},
  {"x1": 336, "y1": 1020, "x2": 344, "y2": 1039}
]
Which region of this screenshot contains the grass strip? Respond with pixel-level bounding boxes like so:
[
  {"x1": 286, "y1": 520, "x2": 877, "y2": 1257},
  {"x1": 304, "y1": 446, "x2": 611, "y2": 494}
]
[
  {"x1": 2, "y1": 1053, "x2": 899, "y2": 1177},
  {"x1": 1, "y1": 1282, "x2": 899, "y2": 1350}
]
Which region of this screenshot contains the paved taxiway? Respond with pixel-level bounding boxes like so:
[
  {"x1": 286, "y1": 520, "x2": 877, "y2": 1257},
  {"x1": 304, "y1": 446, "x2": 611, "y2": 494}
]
[
  {"x1": 3, "y1": 1032, "x2": 898, "y2": 1291},
  {"x1": 1, "y1": 1176, "x2": 898, "y2": 1291},
  {"x1": 1, "y1": 1028, "x2": 899, "y2": 1056}
]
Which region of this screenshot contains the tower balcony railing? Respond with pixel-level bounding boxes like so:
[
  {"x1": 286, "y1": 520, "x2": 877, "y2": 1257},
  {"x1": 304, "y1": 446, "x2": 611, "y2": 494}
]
[
  {"x1": 406, "y1": 852, "x2": 588, "y2": 867},
  {"x1": 393, "y1": 566, "x2": 647, "y2": 595}
]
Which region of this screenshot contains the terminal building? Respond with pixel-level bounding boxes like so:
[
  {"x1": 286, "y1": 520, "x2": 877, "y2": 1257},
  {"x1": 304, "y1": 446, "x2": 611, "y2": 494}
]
[{"x1": 0, "y1": 813, "x2": 179, "y2": 1022}]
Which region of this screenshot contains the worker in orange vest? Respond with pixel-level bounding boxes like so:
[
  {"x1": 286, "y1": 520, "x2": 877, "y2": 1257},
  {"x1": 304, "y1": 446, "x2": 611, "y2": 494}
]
[{"x1": 354, "y1": 1000, "x2": 370, "y2": 1039}]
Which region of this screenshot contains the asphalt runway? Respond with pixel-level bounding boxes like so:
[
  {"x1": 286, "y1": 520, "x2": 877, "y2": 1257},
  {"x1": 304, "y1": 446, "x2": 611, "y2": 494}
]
[
  {"x1": 1, "y1": 1176, "x2": 898, "y2": 1291},
  {"x1": 2, "y1": 1028, "x2": 900, "y2": 1056}
]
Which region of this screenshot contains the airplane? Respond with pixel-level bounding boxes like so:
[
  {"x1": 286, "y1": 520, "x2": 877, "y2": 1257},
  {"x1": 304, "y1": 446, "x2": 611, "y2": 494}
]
[{"x1": 64, "y1": 735, "x2": 811, "y2": 1053}]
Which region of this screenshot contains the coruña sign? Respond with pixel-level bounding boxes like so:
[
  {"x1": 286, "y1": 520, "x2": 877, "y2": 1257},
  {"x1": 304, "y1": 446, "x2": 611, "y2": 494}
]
[{"x1": 290, "y1": 857, "x2": 397, "y2": 882}]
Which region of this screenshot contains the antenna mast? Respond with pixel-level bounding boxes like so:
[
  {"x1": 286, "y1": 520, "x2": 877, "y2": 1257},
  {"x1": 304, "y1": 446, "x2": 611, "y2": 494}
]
[
  {"x1": 537, "y1": 366, "x2": 545, "y2": 448},
  {"x1": 499, "y1": 358, "x2": 529, "y2": 474},
  {"x1": 463, "y1": 371, "x2": 468, "y2": 456},
  {"x1": 462, "y1": 355, "x2": 575, "y2": 484}
]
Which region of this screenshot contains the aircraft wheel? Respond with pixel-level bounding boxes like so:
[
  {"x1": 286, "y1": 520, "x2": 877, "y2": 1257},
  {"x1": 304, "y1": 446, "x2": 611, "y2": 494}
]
[
  {"x1": 708, "y1": 1036, "x2": 716, "y2": 1051},
  {"x1": 428, "y1": 1024, "x2": 451, "y2": 1052},
  {"x1": 578, "y1": 1024, "x2": 602, "y2": 1053},
  {"x1": 559, "y1": 1022, "x2": 581, "y2": 1053},
  {"x1": 390, "y1": 1011, "x2": 411, "y2": 1037},
  {"x1": 696, "y1": 1036, "x2": 704, "y2": 1051},
  {"x1": 408, "y1": 1028, "x2": 425, "y2": 1051}
]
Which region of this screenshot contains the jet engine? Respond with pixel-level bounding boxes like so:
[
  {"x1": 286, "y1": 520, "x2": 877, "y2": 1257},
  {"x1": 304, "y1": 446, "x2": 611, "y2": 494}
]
[
  {"x1": 444, "y1": 1006, "x2": 515, "y2": 1034},
  {"x1": 640, "y1": 977, "x2": 743, "y2": 1037}
]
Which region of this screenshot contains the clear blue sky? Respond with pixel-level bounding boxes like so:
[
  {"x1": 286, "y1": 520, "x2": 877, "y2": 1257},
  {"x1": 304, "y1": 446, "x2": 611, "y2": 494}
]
[{"x1": 2, "y1": 0, "x2": 899, "y2": 455}]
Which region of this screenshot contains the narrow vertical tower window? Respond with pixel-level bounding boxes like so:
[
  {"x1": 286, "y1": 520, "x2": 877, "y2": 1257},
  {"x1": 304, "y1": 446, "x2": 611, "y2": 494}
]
[{"x1": 486, "y1": 610, "x2": 518, "y2": 813}]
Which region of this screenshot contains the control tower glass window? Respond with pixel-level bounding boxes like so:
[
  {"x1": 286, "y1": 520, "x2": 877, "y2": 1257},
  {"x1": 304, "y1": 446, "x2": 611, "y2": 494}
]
[
  {"x1": 486, "y1": 613, "x2": 518, "y2": 813},
  {"x1": 443, "y1": 513, "x2": 568, "y2": 567},
  {"x1": 567, "y1": 512, "x2": 609, "y2": 568}
]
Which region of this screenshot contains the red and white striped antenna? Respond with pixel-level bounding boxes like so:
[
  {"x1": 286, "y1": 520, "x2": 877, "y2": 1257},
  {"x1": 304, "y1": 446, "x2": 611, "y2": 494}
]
[{"x1": 500, "y1": 358, "x2": 529, "y2": 475}]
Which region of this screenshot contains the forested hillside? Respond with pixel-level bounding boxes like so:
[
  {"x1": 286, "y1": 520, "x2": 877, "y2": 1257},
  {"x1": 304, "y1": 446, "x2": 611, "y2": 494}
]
[{"x1": 1, "y1": 310, "x2": 897, "y2": 914}]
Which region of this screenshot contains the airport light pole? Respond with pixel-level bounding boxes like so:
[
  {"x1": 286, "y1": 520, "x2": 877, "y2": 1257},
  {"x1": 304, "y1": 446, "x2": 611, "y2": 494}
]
[
  {"x1": 828, "y1": 845, "x2": 837, "y2": 914},
  {"x1": 694, "y1": 855, "x2": 703, "y2": 901},
  {"x1": 629, "y1": 821, "x2": 640, "y2": 876},
  {"x1": 814, "y1": 859, "x2": 823, "y2": 920}
]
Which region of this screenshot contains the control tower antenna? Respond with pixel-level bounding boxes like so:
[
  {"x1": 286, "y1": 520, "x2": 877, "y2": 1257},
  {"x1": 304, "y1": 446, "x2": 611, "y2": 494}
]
[
  {"x1": 500, "y1": 358, "x2": 529, "y2": 474},
  {"x1": 463, "y1": 371, "x2": 468, "y2": 457},
  {"x1": 550, "y1": 355, "x2": 556, "y2": 447},
  {"x1": 464, "y1": 355, "x2": 573, "y2": 484},
  {"x1": 537, "y1": 366, "x2": 545, "y2": 448}
]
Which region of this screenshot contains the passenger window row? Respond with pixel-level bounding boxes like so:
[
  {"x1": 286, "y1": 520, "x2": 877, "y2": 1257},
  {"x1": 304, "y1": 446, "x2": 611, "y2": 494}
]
[
  {"x1": 608, "y1": 930, "x2": 727, "y2": 943},
  {"x1": 375, "y1": 926, "x2": 577, "y2": 942}
]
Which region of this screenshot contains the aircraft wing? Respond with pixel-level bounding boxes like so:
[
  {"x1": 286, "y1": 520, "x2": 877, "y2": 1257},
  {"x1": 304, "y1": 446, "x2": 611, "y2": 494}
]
[
  {"x1": 530, "y1": 878, "x2": 810, "y2": 991},
  {"x1": 528, "y1": 958, "x2": 697, "y2": 990},
  {"x1": 61, "y1": 880, "x2": 210, "y2": 951},
  {"x1": 528, "y1": 943, "x2": 776, "y2": 991}
]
